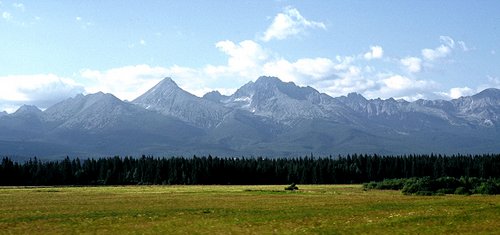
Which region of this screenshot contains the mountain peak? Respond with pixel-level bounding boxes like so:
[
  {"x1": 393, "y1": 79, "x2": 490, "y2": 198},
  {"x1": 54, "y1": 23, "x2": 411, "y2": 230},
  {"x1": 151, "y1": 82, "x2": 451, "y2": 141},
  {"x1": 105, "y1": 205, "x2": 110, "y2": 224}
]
[
  {"x1": 85, "y1": 92, "x2": 122, "y2": 104},
  {"x1": 347, "y1": 92, "x2": 367, "y2": 101},
  {"x1": 254, "y1": 76, "x2": 302, "y2": 89},
  {"x1": 13, "y1": 105, "x2": 42, "y2": 115},
  {"x1": 255, "y1": 76, "x2": 282, "y2": 84},
  {"x1": 132, "y1": 77, "x2": 228, "y2": 128},
  {"x1": 158, "y1": 77, "x2": 179, "y2": 87},
  {"x1": 202, "y1": 90, "x2": 228, "y2": 103},
  {"x1": 133, "y1": 77, "x2": 183, "y2": 103},
  {"x1": 205, "y1": 90, "x2": 221, "y2": 96},
  {"x1": 472, "y1": 88, "x2": 500, "y2": 99}
]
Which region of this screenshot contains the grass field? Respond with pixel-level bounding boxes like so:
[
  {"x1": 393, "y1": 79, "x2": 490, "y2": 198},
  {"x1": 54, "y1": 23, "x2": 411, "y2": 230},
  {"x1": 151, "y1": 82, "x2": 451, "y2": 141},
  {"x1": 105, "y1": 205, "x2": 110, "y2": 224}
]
[{"x1": 0, "y1": 185, "x2": 499, "y2": 234}]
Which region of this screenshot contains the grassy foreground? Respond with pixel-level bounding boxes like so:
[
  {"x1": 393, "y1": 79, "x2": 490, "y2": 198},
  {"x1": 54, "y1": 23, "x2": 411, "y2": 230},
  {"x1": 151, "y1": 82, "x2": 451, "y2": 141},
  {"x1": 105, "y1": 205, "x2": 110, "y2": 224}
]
[{"x1": 0, "y1": 185, "x2": 499, "y2": 234}]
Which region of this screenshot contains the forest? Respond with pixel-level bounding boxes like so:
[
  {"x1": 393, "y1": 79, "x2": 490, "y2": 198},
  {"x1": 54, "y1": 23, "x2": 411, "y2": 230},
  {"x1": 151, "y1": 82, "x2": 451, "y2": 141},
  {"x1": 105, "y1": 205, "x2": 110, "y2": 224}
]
[{"x1": 1, "y1": 154, "x2": 500, "y2": 186}]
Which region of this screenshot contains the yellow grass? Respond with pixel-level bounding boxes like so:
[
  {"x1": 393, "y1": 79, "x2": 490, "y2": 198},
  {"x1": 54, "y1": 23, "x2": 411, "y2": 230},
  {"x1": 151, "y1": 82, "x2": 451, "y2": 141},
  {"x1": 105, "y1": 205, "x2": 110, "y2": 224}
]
[{"x1": 0, "y1": 185, "x2": 498, "y2": 234}]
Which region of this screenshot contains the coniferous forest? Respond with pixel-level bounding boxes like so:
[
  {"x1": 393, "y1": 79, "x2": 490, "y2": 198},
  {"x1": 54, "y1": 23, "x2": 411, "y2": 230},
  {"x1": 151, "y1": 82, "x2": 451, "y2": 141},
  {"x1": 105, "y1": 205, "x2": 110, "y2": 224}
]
[{"x1": 1, "y1": 154, "x2": 499, "y2": 186}]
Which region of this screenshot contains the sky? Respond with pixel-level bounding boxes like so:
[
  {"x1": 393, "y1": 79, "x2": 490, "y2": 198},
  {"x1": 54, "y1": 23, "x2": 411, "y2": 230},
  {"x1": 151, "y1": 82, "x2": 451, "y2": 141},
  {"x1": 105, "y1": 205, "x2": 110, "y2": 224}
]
[{"x1": 1, "y1": 1, "x2": 500, "y2": 113}]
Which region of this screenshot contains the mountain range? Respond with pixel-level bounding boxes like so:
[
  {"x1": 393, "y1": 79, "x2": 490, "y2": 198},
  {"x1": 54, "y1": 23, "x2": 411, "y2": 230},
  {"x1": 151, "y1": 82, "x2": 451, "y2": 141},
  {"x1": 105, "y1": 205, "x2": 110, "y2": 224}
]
[{"x1": 1, "y1": 76, "x2": 500, "y2": 159}]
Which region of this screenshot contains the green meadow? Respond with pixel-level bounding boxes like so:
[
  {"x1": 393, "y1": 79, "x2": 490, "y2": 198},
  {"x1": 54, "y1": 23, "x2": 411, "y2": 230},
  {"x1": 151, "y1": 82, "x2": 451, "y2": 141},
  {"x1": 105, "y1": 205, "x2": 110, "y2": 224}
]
[{"x1": 0, "y1": 185, "x2": 498, "y2": 234}]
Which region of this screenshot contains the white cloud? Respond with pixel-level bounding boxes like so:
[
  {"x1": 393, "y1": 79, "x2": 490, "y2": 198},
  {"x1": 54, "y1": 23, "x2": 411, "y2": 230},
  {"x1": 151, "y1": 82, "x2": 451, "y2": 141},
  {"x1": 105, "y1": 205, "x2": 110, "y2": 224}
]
[
  {"x1": 262, "y1": 57, "x2": 336, "y2": 84},
  {"x1": 439, "y1": 36, "x2": 455, "y2": 48},
  {"x1": 421, "y1": 36, "x2": 455, "y2": 61},
  {"x1": 207, "y1": 40, "x2": 268, "y2": 79},
  {"x1": 422, "y1": 45, "x2": 451, "y2": 61},
  {"x1": 261, "y1": 7, "x2": 326, "y2": 41},
  {"x1": 2, "y1": 11, "x2": 12, "y2": 20},
  {"x1": 482, "y1": 76, "x2": 500, "y2": 90},
  {"x1": 400, "y1": 57, "x2": 422, "y2": 73},
  {"x1": 382, "y1": 75, "x2": 416, "y2": 90},
  {"x1": 140, "y1": 39, "x2": 146, "y2": 45},
  {"x1": 364, "y1": 46, "x2": 384, "y2": 60},
  {"x1": 75, "y1": 16, "x2": 92, "y2": 29},
  {"x1": 199, "y1": 38, "x2": 442, "y2": 101},
  {"x1": 80, "y1": 64, "x2": 170, "y2": 100},
  {"x1": 293, "y1": 58, "x2": 336, "y2": 79},
  {"x1": 438, "y1": 87, "x2": 474, "y2": 99},
  {"x1": 318, "y1": 67, "x2": 375, "y2": 97},
  {"x1": 458, "y1": 41, "x2": 470, "y2": 51},
  {"x1": 80, "y1": 64, "x2": 215, "y2": 98},
  {"x1": 12, "y1": 2, "x2": 24, "y2": 11},
  {"x1": 366, "y1": 74, "x2": 437, "y2": 101},
  {"x1": 73, "y1": 53, "x2": 358, "y2": 101},
  {"x1": 0, "y1": 74, "x2": 85, "y2": 112}
]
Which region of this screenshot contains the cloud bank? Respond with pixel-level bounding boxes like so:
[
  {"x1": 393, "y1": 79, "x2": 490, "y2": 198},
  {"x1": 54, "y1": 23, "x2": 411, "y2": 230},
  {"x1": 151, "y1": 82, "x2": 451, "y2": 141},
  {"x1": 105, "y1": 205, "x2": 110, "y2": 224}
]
[{"x1": 0, "y1": 74, "x2": 85, "y2": 113}]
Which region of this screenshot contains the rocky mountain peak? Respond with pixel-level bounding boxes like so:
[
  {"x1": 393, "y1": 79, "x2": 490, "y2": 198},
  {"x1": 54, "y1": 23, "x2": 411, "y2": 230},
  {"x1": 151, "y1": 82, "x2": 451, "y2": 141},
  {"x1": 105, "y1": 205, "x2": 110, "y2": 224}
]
[
  {"x1": 152, "y1": 77, "x2": 181, "y2": 92},
  {"x1": 43, "y1": 92, "x2": 123, "y2": 123},
  {"x1": 233, "y1": 76, "x2": 320, "y2": 102},
  {"x1": 156, "y1": 77, "x2": 179, "y2": 89},
  {"x1": 202, "y1": 90, "x2": 228, "y2": 103},
  {"x1": 472, "y1": 88, "x2": 500, "y2": 100},
  {"x1": 12, "y1": 105, "x2": 43, "y2": 116},
  {"x1": 132, "y1": 77, "x2": 229, "y2": 128},
  {"x1": 346, "y1": 92, "x2": 367, "y2": 102},
  {"x1": 132, "y1": 77, "x2": 186, "y2": 106},
  {"x1": 254, "y1": 76, "x2": 283, "y2": 86}
]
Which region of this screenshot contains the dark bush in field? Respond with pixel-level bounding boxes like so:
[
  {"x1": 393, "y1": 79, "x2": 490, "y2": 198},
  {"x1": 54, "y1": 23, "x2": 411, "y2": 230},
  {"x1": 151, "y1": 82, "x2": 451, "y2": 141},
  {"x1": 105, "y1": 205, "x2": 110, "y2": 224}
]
[
  {"x1": 364, "y1": 178, "x2": 406, "y2": 190},
  {"x1": 454, "y1": 187, "x2": 470, "y2": 195},
  {"x1": 402, "y1": 177, "x2": 433, "y2": 195},
  {"x1": 473, "y1": 179, "x2": 500, "y2": 195},
  {"x1": 367, "y1": 177, "x2": 500, "y2": 195}
]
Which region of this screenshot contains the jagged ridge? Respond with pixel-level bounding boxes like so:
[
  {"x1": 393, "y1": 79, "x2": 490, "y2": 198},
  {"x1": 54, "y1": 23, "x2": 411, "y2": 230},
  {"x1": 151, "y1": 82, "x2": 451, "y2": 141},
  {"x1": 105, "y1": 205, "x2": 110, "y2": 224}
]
[{"x1": 1, "y1": 76, "x2": 500, "y2": 158}]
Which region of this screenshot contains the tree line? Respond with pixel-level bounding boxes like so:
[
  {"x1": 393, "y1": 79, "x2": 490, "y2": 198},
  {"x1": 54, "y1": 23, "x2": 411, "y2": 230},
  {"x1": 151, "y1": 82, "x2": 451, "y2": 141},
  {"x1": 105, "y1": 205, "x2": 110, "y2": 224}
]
[{"x1": 0, "y1": 154, "x2": 499, "y2": 186}]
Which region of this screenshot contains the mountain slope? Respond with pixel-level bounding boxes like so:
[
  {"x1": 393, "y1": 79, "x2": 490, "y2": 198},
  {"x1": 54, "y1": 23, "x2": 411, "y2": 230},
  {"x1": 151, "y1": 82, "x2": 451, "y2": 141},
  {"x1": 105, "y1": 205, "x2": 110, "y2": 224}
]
[
  {"x1": 133, "y1": 77, "x2": 229, "y2": 128},
  {"x1": 224, "y1": 76, "x2": 330, "y2": 122},
  {"x1": 1, "y1": 76, "x2": 500, "y2": 158},
  {"x1": 2, "y1": 92, "x2": 205, "y2": 157}
]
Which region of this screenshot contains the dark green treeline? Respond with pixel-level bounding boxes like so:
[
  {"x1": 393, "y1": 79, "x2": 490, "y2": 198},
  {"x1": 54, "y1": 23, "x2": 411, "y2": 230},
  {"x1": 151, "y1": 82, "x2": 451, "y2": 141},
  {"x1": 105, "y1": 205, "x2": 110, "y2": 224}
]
[{"x1": 1, "y1": 154, "x2": 499, "y2": 186}]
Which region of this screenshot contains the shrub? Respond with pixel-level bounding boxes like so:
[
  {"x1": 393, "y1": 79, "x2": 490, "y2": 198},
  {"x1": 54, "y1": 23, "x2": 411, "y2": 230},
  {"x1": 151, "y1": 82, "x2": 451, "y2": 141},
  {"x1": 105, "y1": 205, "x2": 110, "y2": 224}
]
[
  {"x1": 434, "y1": 177, "x2": 460, "y2": 193},
  {"x1": 473, "y1": 180, "x2": 500, "y2": 195},
  {"x1": 363, "y1": 182, "x2": 378, "y2": 190},
  {"x1": 366, "y1": 177, "x2": 499, "y2": 195},
  {"x1": 454, "y1": 187, "x2": 470, "y2": 195},
  {"x1": 376, "y1": 179, "x2": 407, "y2": 190},
  {"x1": 402, "y1": 177, "x2": 432, "y2": 195}
]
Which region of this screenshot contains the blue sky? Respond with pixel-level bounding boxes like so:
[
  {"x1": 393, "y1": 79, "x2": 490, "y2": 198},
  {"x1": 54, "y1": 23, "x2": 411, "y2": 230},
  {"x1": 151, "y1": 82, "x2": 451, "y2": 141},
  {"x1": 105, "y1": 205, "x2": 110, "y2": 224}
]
[{"x1": 1, "y1": 1, "x2": 499, "y2": 112}]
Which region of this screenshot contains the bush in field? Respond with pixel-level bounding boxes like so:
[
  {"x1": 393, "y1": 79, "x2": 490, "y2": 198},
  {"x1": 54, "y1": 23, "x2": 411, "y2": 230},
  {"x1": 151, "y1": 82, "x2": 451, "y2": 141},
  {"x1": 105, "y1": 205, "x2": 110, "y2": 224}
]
[
  {"x1": 402, "y1": 177, "x2": 433, "y2": 195},
  {"x1": 368, "y1": 177, "x2": 500, "y2": 196},
  {"x1": 454, "y1": 187, "x2": 470, "y2": 195},
  {"x1": 376, "y1": 178, "x2": 407, "y2": 190},
  {"x1": 459, "y1": 177, "x2": 482, "y2": 192},
  {"x1": 433, "y1": 177, "x2": 460, "y2": 194},
  {"x1": 363, "y1": 182, "x2": 378, "y2": 190},
  {"x1": 473, "y1": 179, "x2": 500, "y2": 195},
  {"x1": 363, "y1": 179, "x2": 406, "y2": 190}
]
